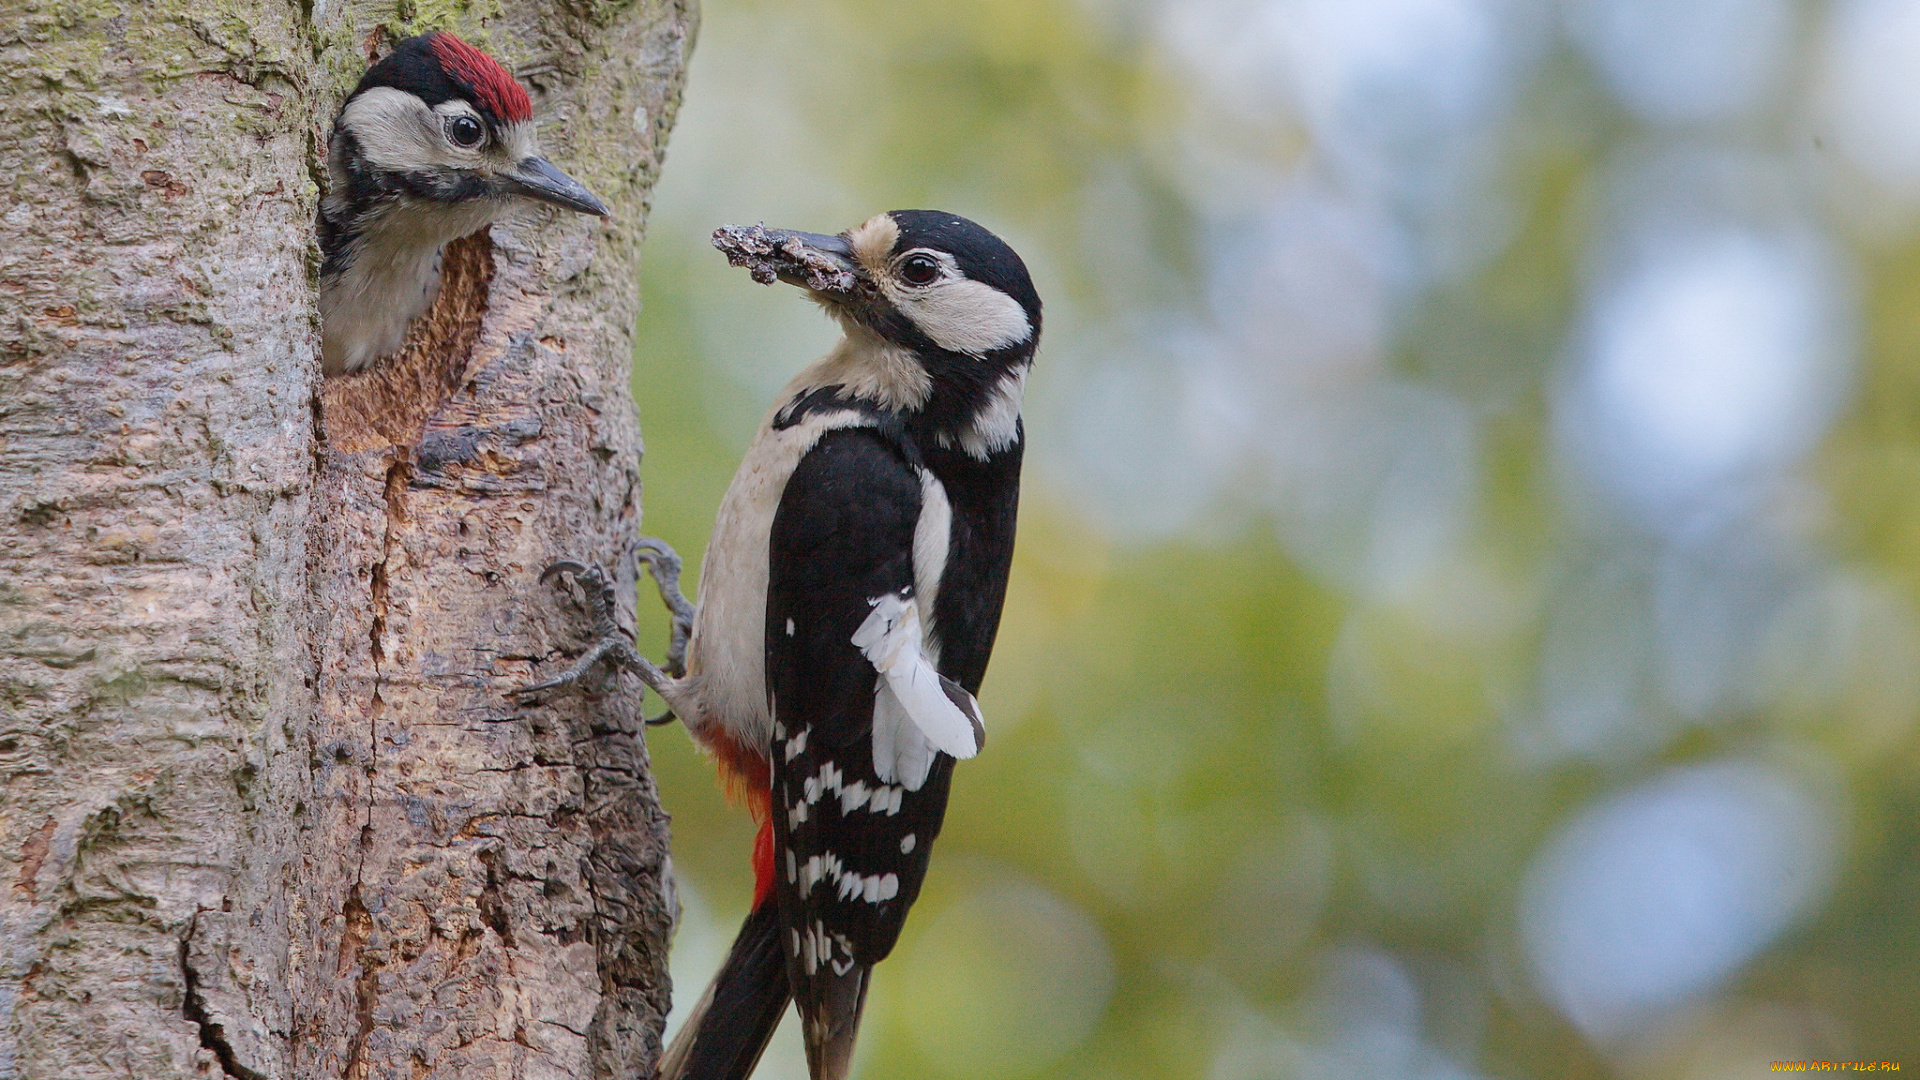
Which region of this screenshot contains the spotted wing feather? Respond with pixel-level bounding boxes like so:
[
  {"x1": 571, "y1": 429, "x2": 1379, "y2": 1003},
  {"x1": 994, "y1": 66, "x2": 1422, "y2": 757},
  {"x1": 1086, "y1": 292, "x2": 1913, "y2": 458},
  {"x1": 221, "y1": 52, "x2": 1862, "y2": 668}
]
[{"x1": 765, "y1": 429, "x2": 957, "y2": 1077}]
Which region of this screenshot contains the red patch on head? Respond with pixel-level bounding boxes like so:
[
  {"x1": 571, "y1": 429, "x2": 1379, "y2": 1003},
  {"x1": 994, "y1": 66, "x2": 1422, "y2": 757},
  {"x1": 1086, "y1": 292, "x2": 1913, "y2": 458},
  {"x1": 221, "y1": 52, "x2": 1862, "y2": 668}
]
[{"x1": 428, "y1": 32, "x2": 533, "y2": 124}]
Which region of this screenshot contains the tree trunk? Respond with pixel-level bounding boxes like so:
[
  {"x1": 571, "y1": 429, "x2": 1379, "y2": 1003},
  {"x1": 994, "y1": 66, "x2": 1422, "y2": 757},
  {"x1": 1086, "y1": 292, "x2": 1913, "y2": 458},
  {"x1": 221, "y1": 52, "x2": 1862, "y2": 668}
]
[{"x1": 0, "y1": 2, "x2": 693, "y2": 1077}]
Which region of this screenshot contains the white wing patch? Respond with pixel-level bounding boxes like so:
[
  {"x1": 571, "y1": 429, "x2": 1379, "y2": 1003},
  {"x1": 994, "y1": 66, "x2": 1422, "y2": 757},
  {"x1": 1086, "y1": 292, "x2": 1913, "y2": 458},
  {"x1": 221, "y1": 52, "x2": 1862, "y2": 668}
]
[
  {"x1": 852, "y1": 593, "x2": 985, "y2": 790},
  {"x1": 870, "y1": 684, "x2": 936, "y2": 790},
  {"x1": 913, "y1": 469, "x2": 953, "y2": 648}
]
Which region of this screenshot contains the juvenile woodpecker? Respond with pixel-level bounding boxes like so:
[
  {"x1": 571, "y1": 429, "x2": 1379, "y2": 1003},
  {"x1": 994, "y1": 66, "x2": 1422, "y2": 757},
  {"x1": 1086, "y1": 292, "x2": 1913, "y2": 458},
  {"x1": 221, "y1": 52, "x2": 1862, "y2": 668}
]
[
  {"x1": 519, "y1": 211, "x2": 1040, "y2": 1080},
  {"x1": 317, "y1": 32, "x2": 609, "y2": 375}
]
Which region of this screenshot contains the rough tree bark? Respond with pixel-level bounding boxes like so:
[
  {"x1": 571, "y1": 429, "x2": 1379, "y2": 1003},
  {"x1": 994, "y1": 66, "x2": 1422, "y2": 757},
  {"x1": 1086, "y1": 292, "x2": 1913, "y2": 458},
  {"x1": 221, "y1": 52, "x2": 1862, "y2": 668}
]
[{"x1": 0, "y1": 2, "x2": 694, "y2": 1077}]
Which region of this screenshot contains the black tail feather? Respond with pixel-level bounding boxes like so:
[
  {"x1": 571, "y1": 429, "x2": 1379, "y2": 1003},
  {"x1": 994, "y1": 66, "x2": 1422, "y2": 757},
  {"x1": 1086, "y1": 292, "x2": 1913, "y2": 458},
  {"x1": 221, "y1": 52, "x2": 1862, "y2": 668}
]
[
  {"x1": 798, "y1": 966, "x2": 869, "y2": 1080},
  {"x1": 656, "y1": 900, "x2": 791, "y2": 1080}
]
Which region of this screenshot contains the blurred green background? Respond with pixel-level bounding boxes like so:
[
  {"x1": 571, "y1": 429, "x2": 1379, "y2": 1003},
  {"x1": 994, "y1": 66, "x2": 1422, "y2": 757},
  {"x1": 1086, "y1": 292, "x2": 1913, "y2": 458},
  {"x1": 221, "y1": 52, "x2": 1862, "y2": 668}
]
[{"x1": 626, "y1": 1, "x2": 1920, "y2": 1076}]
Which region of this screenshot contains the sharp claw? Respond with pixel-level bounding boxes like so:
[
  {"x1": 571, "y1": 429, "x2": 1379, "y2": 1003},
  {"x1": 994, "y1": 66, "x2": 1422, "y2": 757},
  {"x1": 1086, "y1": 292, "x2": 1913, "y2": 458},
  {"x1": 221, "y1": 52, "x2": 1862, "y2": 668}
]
[
  {"x1": 520, "y1": 555, "x2": 683, "y2": 713},
  {"x1": 646, "y1": 711, "x2": 679, "y2": 726},
  {"x1": 637, "y1": 538, "x2": 680, "y2": 571},
  {"x1": 635, "y1": 537, "x2": 695, "y2": 679},
  {"x1": 511, "y1": 635, "x2": 616, "y2": 699},
  {"x1": 541, "y1": 560, "x2": 591, "y2": 585},
  {"x1": 512, "y1": 672, "x2": 571, "y2": 698}
]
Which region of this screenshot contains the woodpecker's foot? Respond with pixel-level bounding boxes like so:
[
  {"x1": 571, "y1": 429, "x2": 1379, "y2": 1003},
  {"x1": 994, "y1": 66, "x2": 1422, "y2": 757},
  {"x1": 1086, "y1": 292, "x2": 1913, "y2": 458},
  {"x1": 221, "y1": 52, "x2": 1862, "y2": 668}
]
[
  {"x1": 637, "y1": 537, "x2": 695, "y2": 679},
  {"x1": 514, "y1": 561, "x2": 676, "y2": 723}
]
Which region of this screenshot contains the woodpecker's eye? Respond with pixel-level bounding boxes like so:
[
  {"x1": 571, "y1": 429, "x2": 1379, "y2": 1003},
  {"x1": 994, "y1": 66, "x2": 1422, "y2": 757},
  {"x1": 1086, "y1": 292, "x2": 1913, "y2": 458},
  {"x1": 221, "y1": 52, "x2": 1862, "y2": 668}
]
[
  {"x1": 446, "y1": 115, "x2": 485, "y2": 148},
  {"x1": 899, "y1": 254, "x2": 941, "y2": 286}
]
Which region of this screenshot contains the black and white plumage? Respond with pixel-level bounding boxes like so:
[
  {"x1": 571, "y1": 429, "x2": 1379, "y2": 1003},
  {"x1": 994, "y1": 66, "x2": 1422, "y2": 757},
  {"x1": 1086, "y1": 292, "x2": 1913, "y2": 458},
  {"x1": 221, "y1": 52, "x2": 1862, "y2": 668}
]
[
  {"x1": 317, "y1": 32, "x2": 609, "y2": 376},
  {"x1": 517, "y1": 210, "x2": 1039, "y2": 1080}
]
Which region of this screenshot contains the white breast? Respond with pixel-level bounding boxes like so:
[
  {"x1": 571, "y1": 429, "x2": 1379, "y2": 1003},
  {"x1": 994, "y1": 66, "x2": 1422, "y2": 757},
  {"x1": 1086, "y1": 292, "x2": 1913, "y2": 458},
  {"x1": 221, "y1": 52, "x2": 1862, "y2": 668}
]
[
  {"x1": 684, "y1": 398, "x2": 871, "y2": 750},
  {"x1": 685, "y1": 360, "x2": 960, "y2": 756},
  {"x1": 318, "y1": 195, "x2": 504, "y2": 374}
]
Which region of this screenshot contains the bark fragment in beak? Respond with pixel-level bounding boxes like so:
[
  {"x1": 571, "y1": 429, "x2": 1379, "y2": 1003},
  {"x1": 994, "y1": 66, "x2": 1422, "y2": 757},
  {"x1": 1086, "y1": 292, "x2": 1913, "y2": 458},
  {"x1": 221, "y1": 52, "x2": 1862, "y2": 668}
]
[{"x1": 713, "y1": 223, "x2": 861, "y2": 294}]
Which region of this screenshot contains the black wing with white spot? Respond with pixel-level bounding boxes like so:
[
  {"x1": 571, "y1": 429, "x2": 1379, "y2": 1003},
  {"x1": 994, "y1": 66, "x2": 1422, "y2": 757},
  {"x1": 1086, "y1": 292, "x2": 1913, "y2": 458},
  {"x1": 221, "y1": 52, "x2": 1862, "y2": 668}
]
[{"x1": 765, "y1": 427, "x2": 966, "y2": 1076}]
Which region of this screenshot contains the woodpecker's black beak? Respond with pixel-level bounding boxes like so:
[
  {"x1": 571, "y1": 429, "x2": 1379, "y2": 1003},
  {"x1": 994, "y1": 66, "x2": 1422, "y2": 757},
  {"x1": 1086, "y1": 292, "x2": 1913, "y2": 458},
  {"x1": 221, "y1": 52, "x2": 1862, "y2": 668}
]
[
  {"x1": 506, "y1": 156, "x2": 610, "y2": 217},
  {"x1": 760, "y1": 229, "x2": 858, "y2": 289},
  {"x1": 713, "y1": 223, "x2": 863, "y2": 295}
]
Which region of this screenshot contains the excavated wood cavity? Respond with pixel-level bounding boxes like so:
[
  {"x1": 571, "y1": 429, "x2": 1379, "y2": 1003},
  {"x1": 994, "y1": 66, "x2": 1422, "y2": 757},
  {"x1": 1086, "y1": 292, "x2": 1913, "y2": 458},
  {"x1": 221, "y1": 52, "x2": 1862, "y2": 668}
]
[{"x1": 320, "y1": 231, "x2": 495, "y2": 451}]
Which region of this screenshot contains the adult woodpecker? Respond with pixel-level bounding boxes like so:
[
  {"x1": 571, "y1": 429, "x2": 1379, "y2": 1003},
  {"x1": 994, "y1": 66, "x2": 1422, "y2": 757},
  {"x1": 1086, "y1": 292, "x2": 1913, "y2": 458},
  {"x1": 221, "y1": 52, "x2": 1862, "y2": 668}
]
[
  {"x1": 518, "y1": 211, "x2": 1040, "y2": 1080},
  {"x1": 317, "y1": 31, "x2": 609, "y2": 375}
]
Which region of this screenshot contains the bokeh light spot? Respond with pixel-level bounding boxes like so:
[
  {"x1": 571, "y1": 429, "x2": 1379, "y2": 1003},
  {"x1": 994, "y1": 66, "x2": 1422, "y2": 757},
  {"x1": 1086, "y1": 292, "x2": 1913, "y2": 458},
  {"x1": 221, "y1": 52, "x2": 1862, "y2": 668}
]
[
  {"x1": 1821, "y1": 0, "x2": 1920, "y2": 199},
  {"x1": 1568, "y1": 0, "x2": 1793, "y2": 124},
  {"x1": 1563, "y1": 228, "x2": 1852, "y2": 518},
  {"x1": 1520, "y1": 760, "x2": 1842, "y2": 1041}
]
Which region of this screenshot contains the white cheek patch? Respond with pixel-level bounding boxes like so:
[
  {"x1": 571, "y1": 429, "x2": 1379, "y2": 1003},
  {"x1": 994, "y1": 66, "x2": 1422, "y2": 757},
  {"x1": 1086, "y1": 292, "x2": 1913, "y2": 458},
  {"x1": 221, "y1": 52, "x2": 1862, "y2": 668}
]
[
  {"x1": 341, "y1": 88, "x2": 490, "y2": 174},
  {"x1": 339, "y1": 88, "x2": 443, "y2": 172},
  {"x1": 897, "y1": 277, "x2": 1032, "y2": 356},
  {"x1": 339, "y1": 90, "x2": 522, "y2": 176}
]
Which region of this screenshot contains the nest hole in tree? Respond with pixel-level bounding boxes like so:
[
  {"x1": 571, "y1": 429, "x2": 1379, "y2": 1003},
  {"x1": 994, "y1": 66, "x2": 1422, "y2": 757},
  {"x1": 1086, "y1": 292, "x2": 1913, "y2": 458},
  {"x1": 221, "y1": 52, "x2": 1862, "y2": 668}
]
[{"x1": 320, "y1": 231, "x2": 495, "y2": 452}]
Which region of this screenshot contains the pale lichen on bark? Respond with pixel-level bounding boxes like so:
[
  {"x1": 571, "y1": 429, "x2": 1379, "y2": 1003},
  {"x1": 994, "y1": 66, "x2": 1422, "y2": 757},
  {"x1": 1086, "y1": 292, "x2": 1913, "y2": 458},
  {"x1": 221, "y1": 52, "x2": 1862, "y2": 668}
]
[
  {"x1": 0, "y1": 0, "x2": 695, "y2": 1076},
  {"x1": 0, "y1": 2, "x2": 315, "y2": 1076}
]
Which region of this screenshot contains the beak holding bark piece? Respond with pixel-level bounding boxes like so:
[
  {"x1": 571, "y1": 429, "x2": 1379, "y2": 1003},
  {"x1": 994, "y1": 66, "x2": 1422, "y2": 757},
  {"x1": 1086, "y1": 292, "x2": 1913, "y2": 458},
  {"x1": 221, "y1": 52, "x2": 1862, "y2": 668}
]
[{"x1": 712, "y1": 223, "x2": 863, "y2": 296}]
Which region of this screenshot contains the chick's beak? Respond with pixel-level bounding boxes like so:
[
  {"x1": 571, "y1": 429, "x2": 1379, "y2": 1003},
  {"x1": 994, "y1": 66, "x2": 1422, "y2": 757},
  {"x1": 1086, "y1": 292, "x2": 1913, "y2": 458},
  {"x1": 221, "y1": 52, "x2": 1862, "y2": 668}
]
[
  {"x1": 506, "y1": 156, "x2": 610, "y2": 217},
  {"x1": 713, "y1": 223, "x2": 863, "y2": 296}
]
